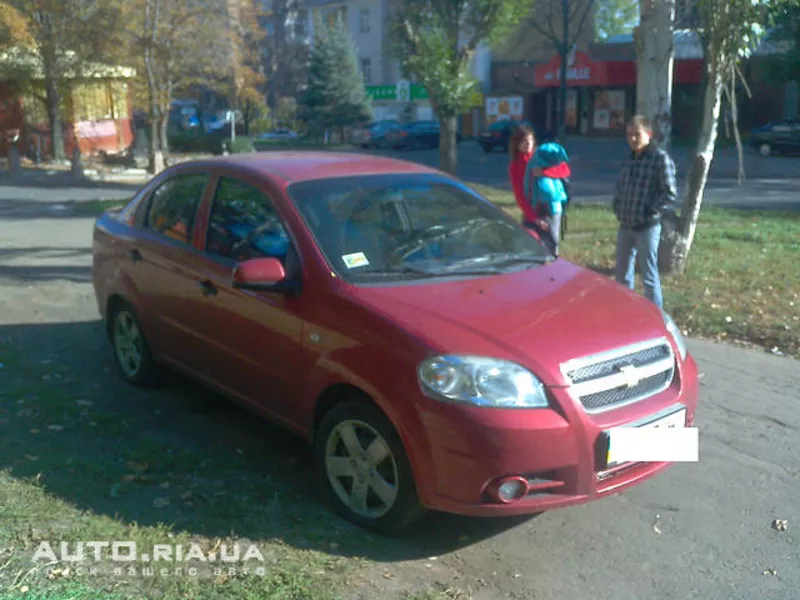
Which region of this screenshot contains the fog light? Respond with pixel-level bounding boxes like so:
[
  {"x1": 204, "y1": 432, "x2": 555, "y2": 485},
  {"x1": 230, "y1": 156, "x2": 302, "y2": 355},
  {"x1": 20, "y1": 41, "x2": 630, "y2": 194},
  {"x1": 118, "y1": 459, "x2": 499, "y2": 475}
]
[{"x1": 493, "y1": 476, "x2": 529, "y2": 503}]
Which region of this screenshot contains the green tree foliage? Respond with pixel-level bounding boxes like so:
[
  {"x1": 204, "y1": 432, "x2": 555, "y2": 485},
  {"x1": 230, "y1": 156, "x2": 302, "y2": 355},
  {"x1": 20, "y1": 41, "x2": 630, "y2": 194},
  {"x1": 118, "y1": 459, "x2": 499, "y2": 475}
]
[
  {"x1": 390, "y1": 0, "x2": 532, "y2": 174},
  {"x1": 595, "y1": 0, "x2": 639, "y2": 40},
  {"x1": 763, "y1": 3, "x2": 800, "y2": 83},
  {"x1": 299, "y1": 15, "x2": 372, "y2": 138}
]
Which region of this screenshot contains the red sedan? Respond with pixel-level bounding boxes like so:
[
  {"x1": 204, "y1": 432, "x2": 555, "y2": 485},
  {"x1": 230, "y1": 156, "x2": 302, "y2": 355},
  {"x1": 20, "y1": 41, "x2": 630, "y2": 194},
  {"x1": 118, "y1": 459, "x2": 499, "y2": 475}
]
[{"x1": 91, "y1": 152, "x2": 699, "y2": 534}]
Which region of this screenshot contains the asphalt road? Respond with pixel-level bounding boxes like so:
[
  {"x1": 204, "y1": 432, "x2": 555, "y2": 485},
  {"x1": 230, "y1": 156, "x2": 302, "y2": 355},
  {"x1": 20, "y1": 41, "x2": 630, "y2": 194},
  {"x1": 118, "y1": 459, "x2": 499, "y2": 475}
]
[
  {"x1": 359, "y1": 138, "x2": 800, "y2": 211},
  {"x1": 0, "y1": 206, "x2": 798, "y2": 600},
  {"x1": 2, "y1": 136, "x2": 799, "y2": 213}
]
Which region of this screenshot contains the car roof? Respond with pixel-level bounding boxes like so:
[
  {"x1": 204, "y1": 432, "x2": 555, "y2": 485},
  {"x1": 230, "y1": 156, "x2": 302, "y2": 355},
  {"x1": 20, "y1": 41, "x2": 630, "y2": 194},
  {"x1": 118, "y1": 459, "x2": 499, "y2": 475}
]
[{"x1": 174, "y1": 151, "x2": 442, "y2": 184}]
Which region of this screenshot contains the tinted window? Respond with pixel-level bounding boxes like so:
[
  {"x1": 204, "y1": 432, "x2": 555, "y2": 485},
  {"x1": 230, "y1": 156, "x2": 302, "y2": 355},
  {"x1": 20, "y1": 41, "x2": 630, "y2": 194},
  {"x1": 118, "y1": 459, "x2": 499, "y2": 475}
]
[
  {"x1": 145, "y1": 173, "x2": 208, "y2": 245},
  {"x1": 206, "y1": 177, "x2": 290, "y2": 264},
  {"x1": 288, "y1": 174, "x2": 551, "y2": 284}
]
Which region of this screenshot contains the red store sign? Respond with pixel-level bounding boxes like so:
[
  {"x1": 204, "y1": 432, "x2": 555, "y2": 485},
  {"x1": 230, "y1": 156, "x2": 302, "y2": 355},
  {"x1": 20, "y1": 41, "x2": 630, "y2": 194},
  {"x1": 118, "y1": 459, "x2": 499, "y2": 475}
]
[
  {"x1": 535, "y1": 50, "x2": 602, "y2": 87},
  {"x1": 534, "y1": 49, "x2": 703, "y2": 88}
]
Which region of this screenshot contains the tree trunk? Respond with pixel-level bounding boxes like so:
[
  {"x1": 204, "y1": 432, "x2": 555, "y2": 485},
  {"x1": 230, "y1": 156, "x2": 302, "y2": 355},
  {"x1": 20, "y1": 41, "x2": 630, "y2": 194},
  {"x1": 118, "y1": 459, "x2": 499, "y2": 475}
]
[
  {"x1": 148, "y1": 113, "x2": 164, "y2": 174},
  {"x1": 144, "y1": 0, "x2": 164, "y2": 174},
  {"x1": 159, "y1": 111, "x2": 169, "y2": 156},
  {"x1": 557, "y1": 46, "x2": 568, "y2": 141},
  {"x1": 42, "y1": 54, "x2": 65, "y2": 162},
  {"x1": 439, "y1": 116, "x2": 458, "y2": 175},
  {"x1": 662, "y1": 57, "x2": 724, "y2": 275},
  {"x1": 634, "y1": 0, "x2": 675, "y2": 149}
]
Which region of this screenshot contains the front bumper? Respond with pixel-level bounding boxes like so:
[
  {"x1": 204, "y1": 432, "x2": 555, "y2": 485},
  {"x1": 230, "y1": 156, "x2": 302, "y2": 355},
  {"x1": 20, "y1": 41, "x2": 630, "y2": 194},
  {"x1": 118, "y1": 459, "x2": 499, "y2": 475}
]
[{"x1": 414, "y1": 354, "x2": 700, "y2": 517}]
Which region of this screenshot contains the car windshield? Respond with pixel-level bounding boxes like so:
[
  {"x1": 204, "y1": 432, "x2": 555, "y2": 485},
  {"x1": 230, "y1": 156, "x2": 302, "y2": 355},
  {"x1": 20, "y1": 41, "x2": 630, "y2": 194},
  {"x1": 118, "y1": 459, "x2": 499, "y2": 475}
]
[{"x1": 287, "y1": 174, "x2": 553, "y2": 284}]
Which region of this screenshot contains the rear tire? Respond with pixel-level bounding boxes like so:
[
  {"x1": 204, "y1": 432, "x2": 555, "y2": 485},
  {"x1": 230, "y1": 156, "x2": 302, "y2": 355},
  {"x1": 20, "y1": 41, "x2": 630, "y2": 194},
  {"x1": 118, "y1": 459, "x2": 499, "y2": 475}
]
[
  {"x1": 109, "y1": 301, "x2": 163, "y2": 388},
  {"x1": 315, "y1": 400, "x2": 426, "y2": 535}
]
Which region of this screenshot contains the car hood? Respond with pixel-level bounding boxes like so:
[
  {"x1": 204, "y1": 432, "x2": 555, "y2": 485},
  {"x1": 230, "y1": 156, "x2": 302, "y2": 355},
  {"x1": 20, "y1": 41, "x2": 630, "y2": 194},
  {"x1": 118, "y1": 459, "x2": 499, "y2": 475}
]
[{"x1": 349, "y1": 260, "x2": 670, "y2": 387}]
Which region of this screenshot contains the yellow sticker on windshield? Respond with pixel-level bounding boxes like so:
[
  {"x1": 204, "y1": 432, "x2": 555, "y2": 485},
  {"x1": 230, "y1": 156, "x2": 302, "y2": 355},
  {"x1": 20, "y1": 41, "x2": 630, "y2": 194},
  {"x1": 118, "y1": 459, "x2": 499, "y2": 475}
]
[{"x1": 342, "y1": 252, "x2": 369, "y2": 269}]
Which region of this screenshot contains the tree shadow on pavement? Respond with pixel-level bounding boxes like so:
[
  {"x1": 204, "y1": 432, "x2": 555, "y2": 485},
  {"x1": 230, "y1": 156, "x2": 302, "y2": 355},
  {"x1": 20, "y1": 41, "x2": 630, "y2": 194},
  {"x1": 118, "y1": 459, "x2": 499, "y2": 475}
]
[
  {"x1": 0, "y1": 319, "x2": 539, "y2": 565},
  {"x1": 0, "y1": 247, "x2": 93, "y2": 284}
]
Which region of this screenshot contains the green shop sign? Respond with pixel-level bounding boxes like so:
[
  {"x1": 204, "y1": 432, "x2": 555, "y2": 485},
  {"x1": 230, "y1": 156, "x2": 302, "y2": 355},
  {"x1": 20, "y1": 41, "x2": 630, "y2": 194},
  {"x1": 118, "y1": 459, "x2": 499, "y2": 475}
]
[{"x1": 366, "y1": 82, "x2": 429, "y2": 103}]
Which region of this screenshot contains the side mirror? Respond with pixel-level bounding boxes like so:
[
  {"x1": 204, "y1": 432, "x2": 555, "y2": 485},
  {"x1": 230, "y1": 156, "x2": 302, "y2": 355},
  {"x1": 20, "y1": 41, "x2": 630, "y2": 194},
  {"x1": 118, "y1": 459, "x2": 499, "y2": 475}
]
[{"x1": 232, "y1": 257, "x2": 287, "y2": 291}]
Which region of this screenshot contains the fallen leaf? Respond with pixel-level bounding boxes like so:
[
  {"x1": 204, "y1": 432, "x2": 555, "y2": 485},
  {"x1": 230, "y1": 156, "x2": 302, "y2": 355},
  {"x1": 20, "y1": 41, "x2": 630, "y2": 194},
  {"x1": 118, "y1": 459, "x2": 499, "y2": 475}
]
[
  {"x1": 19, "y1": 586, "x2": 28, "y2": 593},
  {"x1": 75, "y1": 400, "x2": 92, "y2": 406},
  {"x1": 153, "y1": 497, "x2": 170, "y2": 508},
  {"x1": 159, "y1": 482, "x2": 171, "y2": 489},
  {"x1": 47, "y1": 425, "x2": 64, "y2": 432},
  {"x1": 29, "y1": 429, "x2": 40, "y2": 434},
  {"x1": 25, "y1": 455, "x2": 39, "y2": 461},
  {"x1": 127, "y1": 461, "x2": 148, "y2": 473},
  {"x1": 120, "y1": 475, "x2": 137, "y2": 483},
  {"x1": 763, "y1": 569, "x2": 777, "y2": 576},
  {"x1": 771, "y1": 519, "x2": 788, "y2": 532},
  {"x1": 328, "y1": 542, "x2": 339, "y2": 550},
  {"x1": 109, "y1": 484, "x2": 120, "y2": 498}
]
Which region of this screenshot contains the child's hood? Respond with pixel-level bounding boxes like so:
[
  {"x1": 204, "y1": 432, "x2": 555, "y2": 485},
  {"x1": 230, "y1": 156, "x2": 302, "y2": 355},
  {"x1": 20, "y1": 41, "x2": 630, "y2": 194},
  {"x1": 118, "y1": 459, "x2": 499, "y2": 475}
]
[{"x1": 533, "y1": 142, "x2": 570, "y2": 168}]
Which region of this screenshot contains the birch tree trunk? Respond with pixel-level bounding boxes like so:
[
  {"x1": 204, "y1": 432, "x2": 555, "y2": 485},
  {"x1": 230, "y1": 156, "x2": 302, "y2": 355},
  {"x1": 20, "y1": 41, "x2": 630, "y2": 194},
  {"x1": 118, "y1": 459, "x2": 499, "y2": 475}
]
[
  {"x1": 662, "y1": 56, "x2": 724, "y2": 274},
  {"x1": 634, "y1": 0, "x2": 676, "y2": 149}
]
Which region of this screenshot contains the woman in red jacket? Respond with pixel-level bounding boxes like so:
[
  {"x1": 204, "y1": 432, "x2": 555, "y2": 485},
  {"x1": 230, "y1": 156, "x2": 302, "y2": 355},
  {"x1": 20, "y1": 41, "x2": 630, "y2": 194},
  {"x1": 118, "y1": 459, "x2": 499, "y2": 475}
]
[{"x1": 508, "y1": 124, "x2": 538, "y2": 226}]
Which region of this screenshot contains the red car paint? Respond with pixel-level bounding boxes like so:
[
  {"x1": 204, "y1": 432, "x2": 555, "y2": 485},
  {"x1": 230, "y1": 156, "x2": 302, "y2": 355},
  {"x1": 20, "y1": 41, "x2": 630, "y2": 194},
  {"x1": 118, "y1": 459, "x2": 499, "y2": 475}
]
[{"x1": 92, "y1": 152, "x2": 699, "y2": 520}]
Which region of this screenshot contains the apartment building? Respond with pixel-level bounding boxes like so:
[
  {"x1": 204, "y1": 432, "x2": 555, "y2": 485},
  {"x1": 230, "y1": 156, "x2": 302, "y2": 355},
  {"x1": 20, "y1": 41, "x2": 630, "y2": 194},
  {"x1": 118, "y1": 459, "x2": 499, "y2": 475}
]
[{"x1": 305, "y1": 0, "x2": 491, "y2": 131}]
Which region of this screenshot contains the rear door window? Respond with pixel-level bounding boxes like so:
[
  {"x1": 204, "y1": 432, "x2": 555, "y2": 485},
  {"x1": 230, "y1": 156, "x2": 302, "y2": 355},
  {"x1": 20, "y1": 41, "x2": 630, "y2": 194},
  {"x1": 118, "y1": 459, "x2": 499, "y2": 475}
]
[{"x1": 144, "y1": 173, "x2": 209, "y2": 245}]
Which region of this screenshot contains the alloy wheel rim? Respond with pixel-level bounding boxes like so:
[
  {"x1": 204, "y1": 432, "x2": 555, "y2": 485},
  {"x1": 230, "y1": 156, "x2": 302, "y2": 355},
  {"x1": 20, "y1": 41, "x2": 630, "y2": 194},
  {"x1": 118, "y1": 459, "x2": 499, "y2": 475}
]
[
  {"x1": 324, "y1": 419, "x2": 399, "y2": 519},
  {"x1": 114, "y1": 311, "x2": 143, "y2": 377}
]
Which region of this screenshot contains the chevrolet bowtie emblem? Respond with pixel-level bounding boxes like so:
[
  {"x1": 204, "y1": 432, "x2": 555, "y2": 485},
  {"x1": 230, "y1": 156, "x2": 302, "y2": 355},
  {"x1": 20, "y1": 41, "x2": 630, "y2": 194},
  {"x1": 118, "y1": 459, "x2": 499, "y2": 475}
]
[{"x1": 618, "y1": 364, "x2": 641, "y2": 388}]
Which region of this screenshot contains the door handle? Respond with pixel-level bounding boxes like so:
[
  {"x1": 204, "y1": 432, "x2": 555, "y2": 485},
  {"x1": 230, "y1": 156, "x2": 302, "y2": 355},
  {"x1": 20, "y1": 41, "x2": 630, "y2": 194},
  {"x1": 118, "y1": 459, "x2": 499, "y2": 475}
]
[
  {"x1": 198, "y1": 280, "x2": 217, "y2": 297},
  {"x1": 129, "y1": 248, "x2": 142, "y2": 263}
]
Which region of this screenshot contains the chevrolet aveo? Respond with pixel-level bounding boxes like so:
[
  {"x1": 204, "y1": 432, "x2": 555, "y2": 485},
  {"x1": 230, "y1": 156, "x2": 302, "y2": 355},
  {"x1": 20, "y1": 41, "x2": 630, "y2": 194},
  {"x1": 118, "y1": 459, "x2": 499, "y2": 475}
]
[{"x1": 92, "y1": 152, "x2": 700, "y2": 534}]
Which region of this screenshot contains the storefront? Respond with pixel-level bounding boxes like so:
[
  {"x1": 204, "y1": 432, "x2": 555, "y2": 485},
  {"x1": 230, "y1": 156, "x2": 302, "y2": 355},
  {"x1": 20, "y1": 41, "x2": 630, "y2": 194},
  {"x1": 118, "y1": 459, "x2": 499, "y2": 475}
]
[{"x1": 532, "y1": 49, "x2": 704, "y2": 138}]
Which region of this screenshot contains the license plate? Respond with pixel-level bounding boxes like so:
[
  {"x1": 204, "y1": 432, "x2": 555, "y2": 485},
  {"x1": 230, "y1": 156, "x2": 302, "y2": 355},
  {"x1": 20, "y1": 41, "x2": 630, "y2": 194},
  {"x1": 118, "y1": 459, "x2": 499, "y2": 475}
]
[{"x1": 606, "y1": 408, "x2": 686, "y2": 468}]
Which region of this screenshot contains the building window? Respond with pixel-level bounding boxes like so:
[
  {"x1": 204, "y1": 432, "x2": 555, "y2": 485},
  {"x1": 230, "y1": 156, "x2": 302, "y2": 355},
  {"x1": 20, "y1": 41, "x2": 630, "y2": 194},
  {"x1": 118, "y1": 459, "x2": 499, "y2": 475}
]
[
  {"x1": 359, "y1": 8, "x2": 370, "y2": 33},
  {"x1": 72, "y1": 83, "x2": 113, "y2": 122},
  {"x1": 361, "y1": 59, "x2": 372, "y2": 84},
  {"x1": 324, "y1": 7, "x2": 346, "y2": 28},
  {"x1": 291, "y1": 10, "x2": 307, "y2": 39}
]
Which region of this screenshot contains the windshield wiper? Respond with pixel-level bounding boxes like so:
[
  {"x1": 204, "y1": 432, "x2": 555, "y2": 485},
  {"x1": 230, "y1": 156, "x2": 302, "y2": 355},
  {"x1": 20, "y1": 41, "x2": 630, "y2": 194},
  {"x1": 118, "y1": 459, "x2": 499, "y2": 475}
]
[
  {"x1": 441, "y1": 252, "x2": 554, "y2": 272},
  {"x1": 360, "y1": 264, "x2": 503, "y2": 278}
]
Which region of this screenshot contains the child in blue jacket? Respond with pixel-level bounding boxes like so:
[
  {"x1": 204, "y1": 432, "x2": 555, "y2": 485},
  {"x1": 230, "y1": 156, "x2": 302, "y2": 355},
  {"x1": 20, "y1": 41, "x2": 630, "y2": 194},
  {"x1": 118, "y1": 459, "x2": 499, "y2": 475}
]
[{"x1": 523, "y1": 142, "x2": 571, "y2": 256}]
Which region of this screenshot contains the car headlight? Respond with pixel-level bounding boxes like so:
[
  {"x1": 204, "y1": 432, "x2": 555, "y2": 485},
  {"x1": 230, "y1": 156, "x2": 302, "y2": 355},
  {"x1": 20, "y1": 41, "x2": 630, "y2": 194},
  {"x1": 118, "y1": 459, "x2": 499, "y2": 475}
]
[
  {"x1": 418, "y1": 355, "x2": 549, "y2": 408},
  {"x1": 662, "y1": 310, "x2": 688, "y2": 360}
]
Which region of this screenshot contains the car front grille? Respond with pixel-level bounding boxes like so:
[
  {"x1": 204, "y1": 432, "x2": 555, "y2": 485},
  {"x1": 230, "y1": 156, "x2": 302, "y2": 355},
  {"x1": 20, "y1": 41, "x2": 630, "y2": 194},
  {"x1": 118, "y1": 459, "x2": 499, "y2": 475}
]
[{"x1": 560, "y1": 338, "x2": 675, "y2": 413}]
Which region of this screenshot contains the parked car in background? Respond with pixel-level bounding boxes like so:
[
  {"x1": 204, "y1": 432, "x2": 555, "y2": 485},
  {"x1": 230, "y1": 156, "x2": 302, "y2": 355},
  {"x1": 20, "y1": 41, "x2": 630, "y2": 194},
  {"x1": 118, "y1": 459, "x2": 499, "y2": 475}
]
[
  {"x1": 352, "y1": 120, "x2": 400, "y2": 149},
  {"x1": 385, "y1": 120, "x2": 462, "y2": 150},
  {"x1": 477, "y1": 119, "x2": 537, "y2": 153},
  {"x1": 92, "y1": 152, "x2": 699, "y2": 534},
  {"x1": 748, "y1": 119, "x2": 800, "y2": 156}
]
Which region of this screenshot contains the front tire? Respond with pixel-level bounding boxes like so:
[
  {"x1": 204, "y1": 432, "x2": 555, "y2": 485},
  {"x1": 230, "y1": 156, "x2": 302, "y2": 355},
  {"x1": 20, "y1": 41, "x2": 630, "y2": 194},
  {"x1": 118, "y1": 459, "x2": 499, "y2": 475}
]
[
  {"x1": 759, "y1": 142, "x2": 772, "y2": 157},
  {"x1": 315, "y1": 400, "x2": 426, "y2": 535},
  {"x1": 109, "y1": 301, "x2": 162, "y2": 387}
]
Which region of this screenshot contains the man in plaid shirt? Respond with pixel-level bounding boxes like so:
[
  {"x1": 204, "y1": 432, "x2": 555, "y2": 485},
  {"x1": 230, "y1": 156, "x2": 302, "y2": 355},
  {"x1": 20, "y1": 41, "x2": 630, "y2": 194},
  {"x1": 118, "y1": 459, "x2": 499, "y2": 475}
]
[{"x1": 612, "y1": 114, "x2": 678, "y2": 309}]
